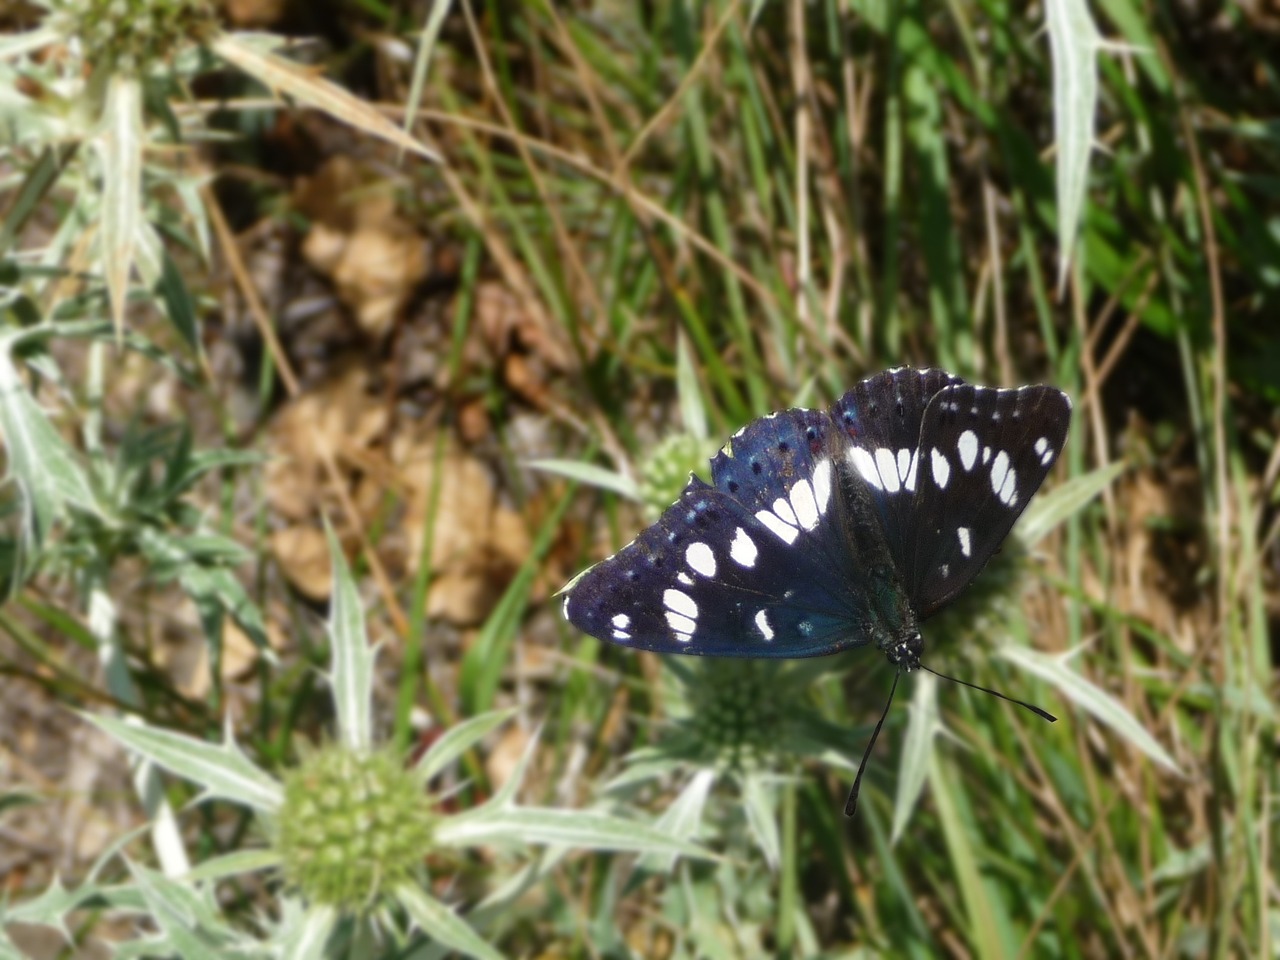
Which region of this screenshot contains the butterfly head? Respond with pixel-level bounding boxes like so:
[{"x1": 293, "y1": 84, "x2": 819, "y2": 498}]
[{"x1": 885, "y1": 630, "x2": 923, "y2": 671}]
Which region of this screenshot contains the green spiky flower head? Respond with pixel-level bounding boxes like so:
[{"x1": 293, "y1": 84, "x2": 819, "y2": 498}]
[
  {"x1": 638, "y1": 433, "x2": 715, "y2": 519},
  {"x1": 690, "y1": 659, "x2": 786, "y2": 771},
  {"x1": 658, "y1": 657, "x2": 840, "y2": 777},
  {"x1": 277, "y1": 744, "x2": 436, "y2": 910},
  {"x1": 46, "y1": 0, "x2": 216, "y2": 75}
]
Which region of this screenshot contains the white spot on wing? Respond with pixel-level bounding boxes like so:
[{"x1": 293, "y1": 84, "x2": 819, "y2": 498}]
[
  {"x1": 665, "y1": 610, "x2": 696, "y2": 638},
  {"x1": 957, "y1": 526, "x2": 971, "y2": 557},
  {"x1": 998, "y1": 467, "x2": 1019, "y2": 506},
  {"x1": 730, "y1": 527, "x2": 758, "y2": 567},
  {"x1": 685, "y1": 541, "x2": 717, "y2": 578},
  {"x1": 875, "y1": 447, "x2": 901, "y2": 493},
  {"x1": 850, "y1": 447, "x2": 882, "y2": 490},
  {"x1": 812, "y1": 458, "x2": 833, "y2": 514},
  {"x1": 755, "y1": 509, "x2": 800, "y2": 544},
  {"x1": 612, "y1": 613, "x2": 630, "y2": 629},
  {"x1": 931, "y1": 448, "x2": 951, "y2": 489},
  {"x1": 663, "y1": 589, "x2": 698, "y2": 619},
  {"x1": 772, "y1": 497, "x2": 798, "y2": 527},
  {"x1": 677, "y1": 572, "x2": 694, "y2": 586},
  {"x1": 612, "y1": 629, "x2": 631, "y2": 641},
  {"x1": 1035, "y1": 436, "x2": 1054, "y2": 465},
  {"x1": 990, "y1": 450, "x2": 1010, "y2": 495},
  {"x1": 897, "y1": 448, "x2": 919, "y2": 492},
  {"x1": 790, "y1": 479, "x2": 819, "y2": 530},
  {"x1": 754, "y1": 609, "x2": 775, "y2": 641},
  {"x1": 958, "y1": 430, "x2": 979, "y2": 471}
]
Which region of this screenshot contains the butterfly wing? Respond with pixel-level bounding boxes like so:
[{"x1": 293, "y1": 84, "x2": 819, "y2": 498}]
[
  {"x1": 563, "y1": 369, "x2": 1069, "y2": 654},
  {"x1": 562, "y1": 408, "x2": 916, "y2": 658},
  {"x1": 902, "y1": 383, "x2": 1072, "y2": 617},
  {"x1": 829, "y1": 368, "x2": 965, "y2": 576}
]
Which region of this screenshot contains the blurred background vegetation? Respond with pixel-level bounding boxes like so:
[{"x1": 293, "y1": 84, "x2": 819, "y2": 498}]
[{"x1": 0, "y1": 0, "x2": 1276, "y2": 956}]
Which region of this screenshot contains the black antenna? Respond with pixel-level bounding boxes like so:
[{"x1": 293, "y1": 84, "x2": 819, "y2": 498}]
[
  {"x1": 844, "y1": 669, "x2": 902, "y2": 817},
  {"x1": 843, "y1": 662, "x2": 1056, "y2": 819},
  {"x1": 917, "y1": 663, "x2": 1058, "y2": 723}
]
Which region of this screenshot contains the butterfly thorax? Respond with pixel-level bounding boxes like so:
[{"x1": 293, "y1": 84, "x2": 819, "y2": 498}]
[
  {"x1": 831, "y1": 444, "x2": 922, "y2": 665},
  {"x1": 845, "y1": 555, "x2": 921, "y2": 667}
]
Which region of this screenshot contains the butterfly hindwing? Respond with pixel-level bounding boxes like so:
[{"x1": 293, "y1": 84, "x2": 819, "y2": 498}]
[
  {"x1": 903, "y1": 383, "x2": 1073, "y2": 617},
  {"x1": 708, "y1": 407, "x2": 848, "y2": 571},
  {"x1": 563, "y1": 479, "x2": 854, "y2": 657}
]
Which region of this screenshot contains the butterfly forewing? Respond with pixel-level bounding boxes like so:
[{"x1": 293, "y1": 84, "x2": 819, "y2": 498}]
[
  {"x1": 563, "y1": 408, "x2": 912, "y2": 658},
  {"x1": 903, "y1": 383, "x2": 1072, "y2": 617},
  {"x1": 829, "y1": 368, "x2": 965, "y2": 579}
]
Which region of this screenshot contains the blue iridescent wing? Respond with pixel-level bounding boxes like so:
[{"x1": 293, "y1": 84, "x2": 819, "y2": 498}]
[{"x1": 562, "y1": 408, "x2": 916, "y2": 657}]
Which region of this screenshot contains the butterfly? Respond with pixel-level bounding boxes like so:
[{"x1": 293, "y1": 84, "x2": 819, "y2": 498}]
[{"x1": 561, "y1": 367, "x2": 1071, "y2": 813}]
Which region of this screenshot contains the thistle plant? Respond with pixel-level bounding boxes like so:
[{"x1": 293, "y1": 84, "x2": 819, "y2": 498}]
[
  {"x1": 276, "y1": 745, "x2": 439, "y2": 911},
  {"x1": 0, "y1": 0, "x2": 444, "y2": 920},
  {"x1": 0, "y1": 532, "x2": 711, "y2": 957},
  {"x1": 2, "y1": 0, "x2": 435, "y2": 340},
  {"x1": 636, "y1": 432, "x2": 716, "y2": 519},
  {"x1": 41, "y1": 0, "x2": 218, "y2": 76},
  {"x1": 610, "y1": 656, "x2": 854, "y2": 868},
  {"x1": 587, "y1": 656, "x2": 853, "y2": 956}
]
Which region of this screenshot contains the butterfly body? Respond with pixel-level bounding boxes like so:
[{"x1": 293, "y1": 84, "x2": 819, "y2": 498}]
[{"x1": 562, "y1": 368, "x2": 1071, "y2": 666}]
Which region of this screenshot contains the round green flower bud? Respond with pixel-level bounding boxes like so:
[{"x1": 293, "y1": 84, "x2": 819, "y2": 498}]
[{"x1": 277, "y1": 746, "x2": 436, "y2": 910}]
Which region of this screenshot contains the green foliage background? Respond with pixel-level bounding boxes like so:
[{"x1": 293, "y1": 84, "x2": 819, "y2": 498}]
[{"x1": 0, "y1": 0, "x2": 1276, "y2": 957}]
